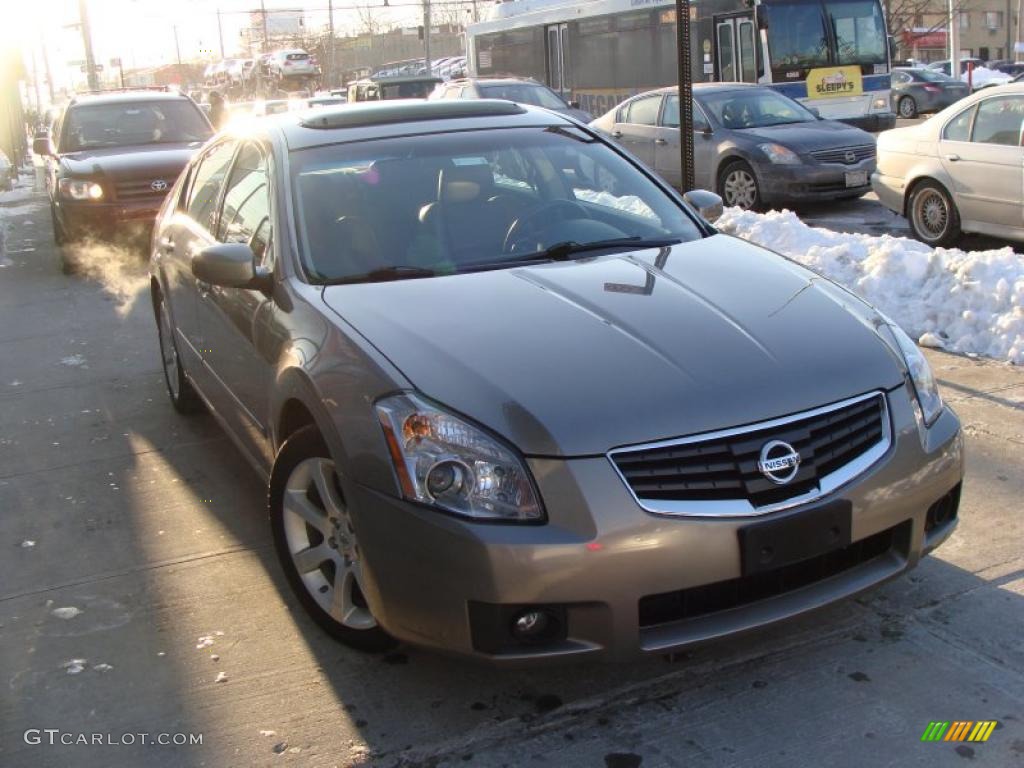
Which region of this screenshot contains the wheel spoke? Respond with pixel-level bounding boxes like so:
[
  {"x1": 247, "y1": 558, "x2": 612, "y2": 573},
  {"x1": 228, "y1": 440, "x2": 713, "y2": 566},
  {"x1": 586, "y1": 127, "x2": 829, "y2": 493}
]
[
  {"x1": 283, "y1": 489, "x2": 331, "y2": 535},
  {"x1": 329, "y1": 562, "x2": 353, "y2": 620},
  {"x1": 311, "y1": 460, "x2": 345, "y2": 516},
  {"x1": 293, "y1": 542, "x2": 334, "y2": 574}
]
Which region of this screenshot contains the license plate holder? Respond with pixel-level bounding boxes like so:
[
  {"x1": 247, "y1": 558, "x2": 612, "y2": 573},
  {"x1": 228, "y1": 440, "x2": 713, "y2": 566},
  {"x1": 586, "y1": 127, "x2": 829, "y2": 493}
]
[
  {"x1": 738, "y1": 500, "x2": 852, "y2": 576},
  {"x1": 845, "y1": 170, "x2": 868, "y2": 187}
]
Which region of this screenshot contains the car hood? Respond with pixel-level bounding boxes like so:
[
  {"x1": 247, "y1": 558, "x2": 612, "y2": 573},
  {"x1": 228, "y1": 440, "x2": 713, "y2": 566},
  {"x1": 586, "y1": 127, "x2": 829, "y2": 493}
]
[
  {"x1": 737, "y1": 120, "x2": 875, "y2": 153},
  {"x1": 61, "y1": 142, "x2": 204, "y2": 181},
  {"x1": 322, "y1": 235, "x2": 904, "y2": 456}
]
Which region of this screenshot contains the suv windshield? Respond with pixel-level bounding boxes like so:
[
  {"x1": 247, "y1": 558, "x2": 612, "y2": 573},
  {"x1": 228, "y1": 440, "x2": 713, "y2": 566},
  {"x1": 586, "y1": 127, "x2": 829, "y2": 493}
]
[
  {"x1": 479, "y1": 84, "x2": 567, "y2": 110},
  {"x1": 291, "y1": 126, "x2": 702, "y2": 283},
  {"x1": 700, "y1": 89, "x2": 816, "y2": 128},
  {"x1": 62, "y1": 100, "x2": 212, "y2": 151}
]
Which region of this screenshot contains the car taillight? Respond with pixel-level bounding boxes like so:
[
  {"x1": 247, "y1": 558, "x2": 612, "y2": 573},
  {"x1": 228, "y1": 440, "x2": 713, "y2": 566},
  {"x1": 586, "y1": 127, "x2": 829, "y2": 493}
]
[
  {"x1": 284, "y1": 61, "x2": 292, "y2": 67},
  {"x1": 923, "y1": 85, "x2": 940, "y2": 92}
]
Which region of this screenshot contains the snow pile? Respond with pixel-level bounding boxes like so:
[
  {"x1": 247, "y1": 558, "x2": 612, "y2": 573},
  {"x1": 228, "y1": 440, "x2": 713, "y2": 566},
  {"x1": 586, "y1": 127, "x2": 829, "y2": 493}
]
[
  {"x1": 717, "y1": 207, "x2": 1024, "y2": 364},
  {"x1": 959, "y1": 66, "x2": 1012, "y2": 88}
]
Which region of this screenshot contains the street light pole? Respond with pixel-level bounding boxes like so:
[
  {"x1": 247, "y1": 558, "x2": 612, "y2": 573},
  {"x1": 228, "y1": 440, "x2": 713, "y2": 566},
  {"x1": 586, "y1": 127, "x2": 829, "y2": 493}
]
[
  {"x1": 40, "y1": 34, "x2": 55, "y2": 102},
  {"x1": 423, "y1": 0, "x2": 432, "y2": 74},
  {"x1": 675, "y1": 0, "x2": 694, "y2": 192},
  {"x1": 261, "y1": 0, "x2": 270, "y2": 54},
  {"x1": 949, "y1": 0, "x2": 960, "y2": 81},
  {"x1": 328, "y1": 0, "x2": 336, "y2": 88},
  {"x1": 217, "y1": 9, "x2": 225, "y2": 58},
  {"x1": 173, "y1": 25, "x2": 184, "y2": 87},
  {"x1": 78, "y1": 0, "x2": 99, "y2": 90}
]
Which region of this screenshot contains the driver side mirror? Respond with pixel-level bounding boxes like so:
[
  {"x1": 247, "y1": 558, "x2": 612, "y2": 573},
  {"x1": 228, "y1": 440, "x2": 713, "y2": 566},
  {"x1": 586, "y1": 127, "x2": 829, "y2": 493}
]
[
  {"x1": 33, "y1": 134, "x2": 52, "y2": 156},
  {"x1": 192, "y1": 242, "x2": 271, "y2": 291},
  {"x1": 568, "y1": 100, "x2": 581, "y2": 109},
  {"x1": 682, "y1": 189, "x2": 724, "y2": 224},
  {"x1": 808, "y1": 107, "x2": 821, "y2": 119}
]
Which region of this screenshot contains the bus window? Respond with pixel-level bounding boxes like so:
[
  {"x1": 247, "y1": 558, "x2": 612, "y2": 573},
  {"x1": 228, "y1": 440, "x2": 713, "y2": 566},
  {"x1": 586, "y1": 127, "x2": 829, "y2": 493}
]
[
  {"x1": 760, "y1": 0, "x2": 830, "y2": 76},
  {"x1": 717, "y1": 23, "x2": 736, "y2": 81},
  {"x1": 825, "y1": 0, "x2": 887, "y2": 69}
]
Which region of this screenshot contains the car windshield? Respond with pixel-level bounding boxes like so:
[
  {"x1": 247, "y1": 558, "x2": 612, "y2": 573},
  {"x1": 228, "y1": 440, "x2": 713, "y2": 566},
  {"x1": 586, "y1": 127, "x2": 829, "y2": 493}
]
[
  {"x1": 62, "y1": 100, "x2": 212, "y2": 151},
  {"x1": 291, "y1": 126, "x2": 702, "y2": 283},
  {"x1": 479, "y1": 84, "x2": 567, "y2": 110},
  {"x1": 913, "y1": 68, "x2": 954, "y2": 83},
  {"x1": 700, "y1": 89, "x2": 816, "y2": 129}
]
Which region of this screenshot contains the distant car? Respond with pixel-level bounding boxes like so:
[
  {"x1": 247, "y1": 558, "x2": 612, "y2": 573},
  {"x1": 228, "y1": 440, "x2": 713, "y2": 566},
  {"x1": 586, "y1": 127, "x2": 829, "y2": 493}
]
[
  {"x1": 873, "y1": 83, "x2": 1024, "y2": 245},
  {"x1": 347, "y1": 75, "x2": 442, "y2": 102},
  {"x1": 989, "y1": 61, "x2": 1024, "y2": 77},
  {"x1": 891, "y1": 68, "x2": 970, "y2": 118},
  {"x1": 0, "y1": 148, "x2": 15, "y2": 191},
  {"x1": 927, "y1": 58, "x2": 985, "y2": 76},
  {"x1": 270, "y1": 49, "x2": 317, "y2": 78},
  {"x1": 591, "y1": 84, "x2": 877, "y2": 209},
  {"x1": 34, "y1": 89, "x2": 213, "y2": 269},
  {"x1": 430, "y1": 77, "x2": 592, "y2": 122},
  {"x1": 256, "y1": 100, "x2": 291, "y2": 116}
]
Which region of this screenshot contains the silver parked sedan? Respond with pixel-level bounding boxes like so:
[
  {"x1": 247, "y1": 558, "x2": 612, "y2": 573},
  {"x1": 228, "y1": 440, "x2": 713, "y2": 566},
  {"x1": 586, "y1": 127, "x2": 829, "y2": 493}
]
[
  {"x1": 873, "y1": 82, "x2": 1024, "y2": 245},
  {"x1": 590, "y1": 84, "x2": 878, "y2": 210},
  {"x1": 151, "y1": 99, "x2": 962, "y2": 662}
]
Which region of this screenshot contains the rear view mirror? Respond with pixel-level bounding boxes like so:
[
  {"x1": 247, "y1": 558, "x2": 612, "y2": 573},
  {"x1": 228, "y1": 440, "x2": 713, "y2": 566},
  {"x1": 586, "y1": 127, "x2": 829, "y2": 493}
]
[
  {"x1": 683, "y1": 189, "x2": 724, "y2": 223},
  {"x1": 192, "y1": 243, "x2": 270, "y2": 290},
  {"x1": 32, "y1": 135, "x2": 51, "y2": 156}
]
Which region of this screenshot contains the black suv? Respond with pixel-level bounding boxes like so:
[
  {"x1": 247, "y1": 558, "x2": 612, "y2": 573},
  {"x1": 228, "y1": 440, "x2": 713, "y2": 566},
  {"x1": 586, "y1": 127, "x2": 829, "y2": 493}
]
[{"x1": 34, "y1": 89, "x2": 213, "y2": 263}]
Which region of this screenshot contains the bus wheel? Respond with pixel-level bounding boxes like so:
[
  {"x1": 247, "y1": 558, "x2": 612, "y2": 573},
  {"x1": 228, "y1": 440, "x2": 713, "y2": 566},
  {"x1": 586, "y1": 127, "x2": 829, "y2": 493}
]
[
  {"x1": 898, "y1": 96, "x2": 918, "y2": 119},
  {"x1": 719, "y1": 160, "x2": 761, "y2": 210}
]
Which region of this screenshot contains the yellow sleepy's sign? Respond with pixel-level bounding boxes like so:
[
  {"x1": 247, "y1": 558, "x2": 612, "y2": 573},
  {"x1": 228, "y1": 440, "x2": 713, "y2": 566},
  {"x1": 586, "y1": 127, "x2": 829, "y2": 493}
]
[{"x1": 806, "y1": 66, "x2": 864, "y2": 99}]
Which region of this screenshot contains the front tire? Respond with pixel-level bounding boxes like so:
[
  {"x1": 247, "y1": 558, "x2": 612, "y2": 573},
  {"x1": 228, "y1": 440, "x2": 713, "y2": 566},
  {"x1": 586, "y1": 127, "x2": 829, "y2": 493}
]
[
  {"x1": 718, "y1": 160, "x2": 762, "y2": 210},
  {"x1": 269, "y1": 426, "x2": 396, "y2": 653},
  {"x1": 155, "y1": 292, "x2": 203, "y2": 414},
  {"x1": 908, "y1": 180, "x2": 961, "y2": 247},
  {"x1": 898, "y1": 95, "x2": 918, "y2": 119}
]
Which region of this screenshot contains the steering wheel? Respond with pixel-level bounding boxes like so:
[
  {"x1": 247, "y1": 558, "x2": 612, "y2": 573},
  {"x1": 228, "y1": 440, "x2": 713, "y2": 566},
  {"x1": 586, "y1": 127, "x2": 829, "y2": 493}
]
[{"x1": 502, "y1": 200, "x2": 591, "y2": 254}]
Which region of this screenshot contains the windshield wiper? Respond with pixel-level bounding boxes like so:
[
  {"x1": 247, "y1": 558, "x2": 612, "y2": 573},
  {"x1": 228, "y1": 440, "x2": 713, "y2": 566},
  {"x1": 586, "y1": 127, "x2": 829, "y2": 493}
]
[
  {"x1": 323, "y1": 265, "x2": 437, "y2": 285},
  {"x1": 535, "y1": 236, "x2": 681, "y2": 262}
]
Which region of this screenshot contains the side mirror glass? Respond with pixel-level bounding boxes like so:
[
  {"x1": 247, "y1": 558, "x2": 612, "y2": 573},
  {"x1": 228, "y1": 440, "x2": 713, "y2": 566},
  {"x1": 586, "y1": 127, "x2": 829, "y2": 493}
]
[
  {"x1": 192, "y1": 242, "x2": 266, "y2": 289},
  {"x1": 682, "y1": 189, "x2": 724, "y2": 224},
  {"x1": 32, "y1": 136, "x2": 52, "y2": 156}
]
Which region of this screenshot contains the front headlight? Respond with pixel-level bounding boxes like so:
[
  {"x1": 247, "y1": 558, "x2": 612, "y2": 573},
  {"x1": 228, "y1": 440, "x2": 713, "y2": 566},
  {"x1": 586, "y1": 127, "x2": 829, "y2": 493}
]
[
  {"x1": 872, "y1": 97, "x2": 888, "y2": 110},
  {"x1": 758, "y1": 143, "x2": 801, "y2": 165},
  {"x1": 375, "y1": 393, "x2": 544, "y2": 522},
  {"x1": 882, "y1": 321, "x2": 943, "y2": 427},
  {"x1": 59, "y1": 178, "x2": 104, "y2": 201}
]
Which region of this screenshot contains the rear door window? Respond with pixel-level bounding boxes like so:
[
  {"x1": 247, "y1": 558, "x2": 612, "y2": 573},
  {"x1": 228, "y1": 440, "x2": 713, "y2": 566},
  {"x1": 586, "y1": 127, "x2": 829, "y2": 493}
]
[{"x1": 971, "y1": 96, "x2": 1024, "y2": 146}]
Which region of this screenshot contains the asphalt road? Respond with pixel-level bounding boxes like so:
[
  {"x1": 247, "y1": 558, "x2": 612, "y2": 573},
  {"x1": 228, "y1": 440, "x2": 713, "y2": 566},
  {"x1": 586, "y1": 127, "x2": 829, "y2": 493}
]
[{"x1": 1, "y1": 174, "x2": 1022, "y2": 768}]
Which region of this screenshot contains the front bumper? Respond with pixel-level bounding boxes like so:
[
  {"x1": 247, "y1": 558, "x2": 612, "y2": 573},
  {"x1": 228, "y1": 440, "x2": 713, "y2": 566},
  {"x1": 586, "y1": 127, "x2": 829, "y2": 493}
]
[
  {"x1": 57, "y1": 197, "x2": 164, "y2": 241},
  {"x1": 758, "y1": 159, "x2": 876, "y2": 204},
  {"x1": 344, "y1": 386, "x2": 963, "y2": 664},
  {"x1": 841, "y1": 112, "x2": 897, "y2": 132}
]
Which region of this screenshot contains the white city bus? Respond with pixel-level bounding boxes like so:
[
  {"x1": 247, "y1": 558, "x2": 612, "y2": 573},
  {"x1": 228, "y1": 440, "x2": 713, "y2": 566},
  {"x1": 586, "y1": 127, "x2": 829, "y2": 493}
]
[{"x1": 467, "y1": 0, "x2": 894, "y2": 130}]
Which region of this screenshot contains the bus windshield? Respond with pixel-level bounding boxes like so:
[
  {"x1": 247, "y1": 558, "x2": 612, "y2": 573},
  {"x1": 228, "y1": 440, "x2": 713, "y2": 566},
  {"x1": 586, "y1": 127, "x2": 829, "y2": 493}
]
[
  {"x1": 762, "y1": 0, "x2": 887, "y2": 73},
  {"x1": 825, "y1": 0, "x2": 887, "y2": 66}
]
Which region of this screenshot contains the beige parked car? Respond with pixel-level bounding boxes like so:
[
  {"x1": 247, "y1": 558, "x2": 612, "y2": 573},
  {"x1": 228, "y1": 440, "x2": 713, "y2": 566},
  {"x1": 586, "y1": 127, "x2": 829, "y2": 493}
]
[{"x1": 873, "y1": 83, "x2": 1024, "y2": 246}]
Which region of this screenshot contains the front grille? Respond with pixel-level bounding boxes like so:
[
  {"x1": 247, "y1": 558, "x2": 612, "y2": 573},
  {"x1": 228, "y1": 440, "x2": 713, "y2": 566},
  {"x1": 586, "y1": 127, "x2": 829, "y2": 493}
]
[
  {"x1": 638, "y1": 520, "x2": 911, "y2": 627},
  {"x1": 114, "y1": 179, "x2": 170, "y2": 201},
  {"x1": 809, "y1": 144, "x2": 876, "y2": 164},
  {"x1": 610, "y1": 393, "x2": 888, "y2": 511}
]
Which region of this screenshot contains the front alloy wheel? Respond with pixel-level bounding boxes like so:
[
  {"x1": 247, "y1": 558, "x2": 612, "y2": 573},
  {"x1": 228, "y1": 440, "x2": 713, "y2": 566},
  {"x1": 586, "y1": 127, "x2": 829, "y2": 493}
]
[
  {"x1": 719, "y1": 161, "x2": 761, "y2": 210},
  {"x1": 270, "y1": 426, "x2": 395, "y2": 652},
  {"x1": 908, "y1": 180, "x2": 961, "y2": 247},
  {"x1": 155, "y1": 294, "x2": 202, "y2": 413}
]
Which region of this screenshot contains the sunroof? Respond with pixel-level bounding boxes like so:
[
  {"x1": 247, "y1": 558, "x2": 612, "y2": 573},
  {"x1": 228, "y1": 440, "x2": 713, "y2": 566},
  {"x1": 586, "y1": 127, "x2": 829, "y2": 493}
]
[{"x1": 298, "y1": 99, "x2": 527, "y2": 130}]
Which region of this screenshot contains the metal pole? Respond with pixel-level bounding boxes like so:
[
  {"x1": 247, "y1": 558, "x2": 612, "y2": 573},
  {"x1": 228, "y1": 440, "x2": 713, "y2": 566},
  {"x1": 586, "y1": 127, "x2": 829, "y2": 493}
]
[
  {"x1": 1018, "y1": 0, "x2": 1024, "y2": 61},
  {"x1": 328, "y1": 0, "x2": 336, "y2": 88},
  {"x1": 31, "y1": 48, "x2": 42, "y2": 113},
  {"x1": 119, "y1": 59, "x2": 126, "y2": 88},
  {"x1": 217, "y1": 9, "x2": 225, "y2": 58},
  {"x1": 424, "y1": 0, "x2": 432, "y2": 74},
  {"x1": 949, "y1": 0, "x2": 960, "y2": 81},
  {"x1": 174, "y1": 25, "x2": 184, "y2": 87},
  {"x1": 675, "y1": 0, "x2": 694, "y2": 192},
  {"x1": 40, "y1": 34, "x2": 55, "y2": 102},
  {"x1": 261, "y1": 0, "x2": 270, "y2": 54},
  {"x1": 78, "y1": 0, "x2": 99, "y2": 90}
]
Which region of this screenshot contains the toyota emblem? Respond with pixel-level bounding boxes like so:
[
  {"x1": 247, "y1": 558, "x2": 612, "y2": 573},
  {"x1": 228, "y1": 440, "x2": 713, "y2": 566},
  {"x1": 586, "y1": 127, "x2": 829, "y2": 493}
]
[
  {"x1": 757, "y1": 440, "x2": 801, "y2": 485},
  {"x1": 150, "y1": 179, "x2": 168, "y2": 192},
  {"x1": 844, "y1": 151, "x2": 857, "y2": 164}
]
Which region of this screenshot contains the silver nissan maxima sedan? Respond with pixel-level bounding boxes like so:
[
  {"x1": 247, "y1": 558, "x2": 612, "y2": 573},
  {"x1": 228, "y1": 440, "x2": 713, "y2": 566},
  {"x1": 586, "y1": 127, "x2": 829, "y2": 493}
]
[{"x1": 150, "y1": 100, "x2": 963, "y2": 663}]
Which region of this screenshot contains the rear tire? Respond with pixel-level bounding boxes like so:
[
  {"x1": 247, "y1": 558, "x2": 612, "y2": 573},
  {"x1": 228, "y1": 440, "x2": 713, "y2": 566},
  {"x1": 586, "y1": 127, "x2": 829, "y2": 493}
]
[
  {"x1": 155, "y1": 291, "x2": 203, "y2": 414},
  {"x1": 269, "y1": 426, "x2": 397, "y2": 653},
  {"x1": 718, "y1": 160, "x2": 762, "y2": 210},
  {"x1": 907, "y1": 180, "x2": 961, "y2": 247},
  {"x1": 898, "y1": 96, "x2": 918, "y2": 119}
]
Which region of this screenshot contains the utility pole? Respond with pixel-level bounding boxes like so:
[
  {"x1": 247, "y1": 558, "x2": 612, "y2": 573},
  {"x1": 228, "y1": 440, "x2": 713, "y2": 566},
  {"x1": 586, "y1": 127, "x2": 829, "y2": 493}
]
[
  {"x1": 217, "y1": 9, "x2": 225, "y2": 58},
  {"x1": 949, "y1": 0, "x2": 960, "y2": 80},
  {"x1": 423, "y1": 0, "x2": 432, "y2": 74},
  {"x1": 40, "y1": 34, "x2": 55, "y2": 102},
  {"x1": 173, "y1": 25, "x2": 184, "y2": 87},
  {"x1": 78, "y1": 0, "x2": 99, "y2": 90},
  {"x1": 328, "y1": 0, "x2": 335, "y2": 88},
  {"x1": 1017, "y1": 0, "x2": 1024, "y2": 61},
  {"x1": 261, "y1": 0, "x2": 270, "y2": 54},
  {"x1": 30, "y1": 49, "x2": 43, "y2": 114},
  {"x1": 675, "y1": 0, "x2": 694, "y2": 192}
]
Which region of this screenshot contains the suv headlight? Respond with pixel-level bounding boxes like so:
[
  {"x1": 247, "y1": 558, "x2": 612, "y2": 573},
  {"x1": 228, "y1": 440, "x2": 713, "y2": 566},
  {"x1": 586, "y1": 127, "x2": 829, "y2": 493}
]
[
  {"x1": 758, "y1": 143, "x2": 801, "y2": 165},
  {"x1": 881, "y1": 320, "x2": 943, "y2": 427},
  {"x1": 375, "y1": 393, "x2": 544, "y2": 522},
  {"x1": 59, "y1": 178, "x2": 104, "y2": 201}
]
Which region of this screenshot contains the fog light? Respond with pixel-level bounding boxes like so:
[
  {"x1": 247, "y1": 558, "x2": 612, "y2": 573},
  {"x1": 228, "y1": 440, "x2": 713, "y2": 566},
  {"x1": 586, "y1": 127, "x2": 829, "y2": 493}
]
[{"x1": 511, "y1": 609, "x2": 549, "y2": 639}]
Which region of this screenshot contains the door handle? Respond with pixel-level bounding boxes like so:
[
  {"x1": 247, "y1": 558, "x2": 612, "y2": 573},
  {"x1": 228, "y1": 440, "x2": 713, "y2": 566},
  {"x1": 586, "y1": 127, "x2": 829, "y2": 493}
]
[
  {"x1": 611, "y1": 130, "x2": 622, "y2": 138},
  {"x1": 946, "y1": 154, "x2": 960, "y2": 161},
  {"x1": 655, "y1": 138, "x2": 668, "y2": 145}
]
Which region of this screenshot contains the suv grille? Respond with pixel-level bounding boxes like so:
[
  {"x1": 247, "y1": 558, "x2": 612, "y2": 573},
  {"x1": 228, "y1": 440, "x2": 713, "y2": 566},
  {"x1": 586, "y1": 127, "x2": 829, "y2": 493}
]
[
  {"x1": 610, "y1": 393, "x2": 889, "y2": 514},
  {"x1": 114, "y1": 179, "x2": 169, "y2": 201},
  {"x1": 809, "y1": 144, "x2": 876, "y2": 164}
]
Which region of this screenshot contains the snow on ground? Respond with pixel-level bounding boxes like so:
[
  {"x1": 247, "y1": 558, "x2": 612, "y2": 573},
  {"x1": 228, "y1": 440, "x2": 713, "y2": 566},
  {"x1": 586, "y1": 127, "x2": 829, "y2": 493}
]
[
  {"x1": 717, "y1": 207, "x2": 1024, "y2": 365},
  {"x1": 959, "y1": 66, "x2": 1012, "y2": 88}
]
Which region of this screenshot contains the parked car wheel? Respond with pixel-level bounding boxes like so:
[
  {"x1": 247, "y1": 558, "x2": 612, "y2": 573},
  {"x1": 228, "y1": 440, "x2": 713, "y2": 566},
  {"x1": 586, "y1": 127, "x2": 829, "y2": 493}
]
[
  {"x1": 908, "y1": 180, "x2": 961, "y2": 247},
  {"x1": 718, "y1": 160, "x2": 761, "y2": 210},
  {"x1": 269, "y1": 425, "x2": 397, "y2": 653},
  {"x1": 898, "y1": 95, "x2": 918, "y2": 119},
  {"x1": 155, "y1": 292, "x2": 203, "y2": 414}
]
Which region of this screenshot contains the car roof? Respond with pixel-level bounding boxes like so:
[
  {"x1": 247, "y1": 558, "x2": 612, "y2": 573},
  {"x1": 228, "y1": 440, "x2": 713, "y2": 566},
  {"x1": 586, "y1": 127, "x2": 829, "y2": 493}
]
[
  {"x1": 67, "y1": 90, "x2": 192, "y2": 107},
  {"x1": 452, "y1": 77, "x2": 542, "y2": 86},
  {"x1": 274, "y1": 99, "x2": 571, "y2": 150},
  {"x1": 354, "y1": 74, "x2": 443, "y2": 84},
  {"x1": 644, "y1": 83, "x2": 761, "y2": 97}
]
